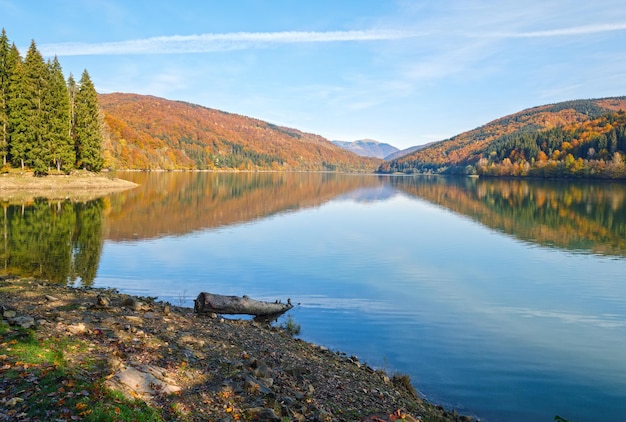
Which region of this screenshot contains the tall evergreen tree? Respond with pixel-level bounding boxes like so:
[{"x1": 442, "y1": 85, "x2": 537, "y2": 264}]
[
  {"x1": 0, "y1": 29, "x2": 11, "y2": 166},
  {"x1": 67, "y1": 73, "x2": 77, "y2": 153},
  {"x1": 23, "y1": 41, "x2": 49, "y2": 174},
  {"x1": 9, "y1": 40, "x2": 48, "y2": 173},
  {"x1": 74, "y1": 70, "x2": 103, "y2": 172},
  {"x1": 45, "y1": 57, "x2": 73, "y2": 172},
  {"x1": 0, "y1": 30, "x2": 20, "y2": 166},
  {"x1": 7, "y1": 50, "x2": 26, "y2": 170}
]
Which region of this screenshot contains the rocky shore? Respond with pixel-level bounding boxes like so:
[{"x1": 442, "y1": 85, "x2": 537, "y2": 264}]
[{"x1": 0, "y1": 277, "x2": 474, "y2": 421}]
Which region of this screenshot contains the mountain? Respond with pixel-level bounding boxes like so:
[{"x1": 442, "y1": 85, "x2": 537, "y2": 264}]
[
  {"x1": 383, "y1": 142, "x2": 435, "y2": 161},
  {"x1": 378, "y1": 97, "x2": 626, "y2": 178},
  {"x1": 332, "y1": 139, "x2": 399, "y2": 159},
  {"x1": 98, "y1": 93, "x2": 381, "y2": 172}
]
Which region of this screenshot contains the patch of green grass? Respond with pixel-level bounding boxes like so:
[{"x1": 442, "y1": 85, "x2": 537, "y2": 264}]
[
  {"x1": 279, "y1": 315, "x2": 301, "y2": 337},
  {"x1": 392, "y1": 372, "x2": 419, "y2": 399},
  {"x1": 56, "y1": 302, "x2": 82, "y2": 311},
  {"x1": 0, "y1": 326, "x2": 165, "y2": 421},
  {"x1": 82, "y1": 390, "x2": 163, "y2": 422}
]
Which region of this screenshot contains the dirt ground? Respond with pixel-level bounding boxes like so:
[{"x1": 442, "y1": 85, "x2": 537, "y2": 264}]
[{"x1": 0, "y1": 277, "x2": 473, "y2": 421}]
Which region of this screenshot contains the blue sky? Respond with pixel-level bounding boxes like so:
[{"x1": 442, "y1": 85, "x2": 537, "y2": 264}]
[{"x1": 2, "y1": 0, "x2": 626, "y2": 149}]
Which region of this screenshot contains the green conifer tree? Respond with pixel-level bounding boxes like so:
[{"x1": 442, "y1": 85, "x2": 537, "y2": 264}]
[
  {"x1": 9, "y1": 40, "x2": 48, "y2": 173},
  {"x1": 74, "y1": 70, "x2": 103, "y2": 172},
  {"x1": 24, "y1": 41, "x2": 49, "y2": 174},
  {"x1": 67, "y1": 73, "x2": 77, "y2": 155},
  {"x1": 0, "y1": 28, "x2": 15, "y2": 166},
  {"x1": 7, "y1": 48, "x2": 26, "y2": 170},
  {"x1": 45, "y1": 57, "x2": 73, "y2": 172}
]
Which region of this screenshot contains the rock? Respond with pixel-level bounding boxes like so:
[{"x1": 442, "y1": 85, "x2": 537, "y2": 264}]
[
  {"x1": 8, "y1": 315, "x2": 36, "y2": 329},
  {"x1": 45, "y1": 294, "x2": 59, "y2": 302},
  {"x1": 253, "y1": 364, "x2": 273, "y2": 379},
  {"x1": 245, "y1": 407, "x2": 280, "y2": 421},
  {"x1": 3, "y1": 309, "x2": 16, "y2": 318},
  {"x1": 96, "y1": 294, "x2": 110, "y2": 307},
  {"x1": 244, "y1": 375, "x2": 273, "y2": 395},
  {"x1": 105, "y1": 365, "x2": 181, "y2": 399},
  {"x1": 314, "y1": 410, "x2": 333, "y2": 422},
  {"x1": 121, "y1": 297, "x2": 135, "y2": 307},
  {"x1": 260, "y1": 377, "x2": 274, "y2": 387},
  {"x1": 66, "y1": 322, "x2": 88, "y2": 335}
]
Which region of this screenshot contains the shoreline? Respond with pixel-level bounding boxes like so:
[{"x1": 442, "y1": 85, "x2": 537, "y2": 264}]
[
  {"x1": 0, "y1": 277, "x2": 471, "y2": 421},
  {"x1": 0, "y1": 171, "x2": 138, "y2": 202}
]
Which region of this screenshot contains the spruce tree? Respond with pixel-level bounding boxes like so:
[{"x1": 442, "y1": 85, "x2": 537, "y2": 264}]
[
  {"x1": 7, "y1": 49, "x2": 27, "y2": 170},
  {"x1": 67, "y1": 73, "x2": 77, "y2": 151},
  {"x1": 9, "y1": 40, "x2": 48, "y2": 173},
  {"x1": 45, "y1": 57, "x2": 73, "y2": 172},
  {"x1": 24, "y1": 41, "x2": 49, "y2": 174},
  {"x1": 0, "y1": 29, "x2": 12, "y2": 166},
  {"x1": 74, "y1": 70, "x2": 103, "y2": 172}
]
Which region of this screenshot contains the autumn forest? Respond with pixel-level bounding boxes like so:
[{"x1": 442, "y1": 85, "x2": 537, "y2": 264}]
[{"x1": 379, "y1": 98, "x2": 626, "y2": 179}]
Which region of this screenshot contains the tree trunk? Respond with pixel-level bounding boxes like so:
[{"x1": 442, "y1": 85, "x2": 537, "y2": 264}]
[{"x1": 194, "y1": 292, "x2": 293, "y2": 317}]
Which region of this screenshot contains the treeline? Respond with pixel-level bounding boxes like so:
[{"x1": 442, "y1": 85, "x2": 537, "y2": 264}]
[
  {"x1": 0, "y1": 29, "x2": 103, "y2": 175},
  {"x1": 478, "y1": 111, "x2": 626, "y2": 178}
]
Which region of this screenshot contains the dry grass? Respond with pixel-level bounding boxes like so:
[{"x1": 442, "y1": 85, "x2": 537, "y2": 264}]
[{"x1": 0, "y1": 171, "x2": 137, "y2": 202}]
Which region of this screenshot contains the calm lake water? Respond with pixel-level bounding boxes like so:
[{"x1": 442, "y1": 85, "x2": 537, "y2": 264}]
[{"x1": 2, "y1": 172, "x2": 626, "y2": 421}]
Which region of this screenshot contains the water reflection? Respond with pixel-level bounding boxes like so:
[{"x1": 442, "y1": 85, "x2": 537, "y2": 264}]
[
  {"x1": 104, "y1": 172, "x2": 385, "y2": 240},
  {"x1": 1, "y1": 174, "x2": 625, "y2": 285},
  {"x1": 391, "y1": 176, "x2": 626, "y2": 257},
  {"x1": 0, "y1": 198, "x2": 104, "y2": 284}
]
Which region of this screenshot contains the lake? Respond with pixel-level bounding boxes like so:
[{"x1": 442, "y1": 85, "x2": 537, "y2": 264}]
[{"x1": 2, "y1": 172, "x2": 626, "y2": 421}]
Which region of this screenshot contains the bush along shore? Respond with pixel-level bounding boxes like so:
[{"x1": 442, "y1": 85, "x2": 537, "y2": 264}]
[{"x1": 0, "y1": 277, "x2": 475, "y2": 421}]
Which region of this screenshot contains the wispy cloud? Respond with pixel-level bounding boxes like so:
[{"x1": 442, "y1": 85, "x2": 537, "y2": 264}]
[
  {"x1": 40, "y1": 29, "x2": 422, "y2": 56},
  {"x1": 478, "y1": 22, "x2": 626, "y2": 39}
]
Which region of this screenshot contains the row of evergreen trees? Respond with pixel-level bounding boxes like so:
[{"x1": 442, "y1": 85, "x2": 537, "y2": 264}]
[{"x1": 0, "y1": 29, "x2": 103, "y2": 174}]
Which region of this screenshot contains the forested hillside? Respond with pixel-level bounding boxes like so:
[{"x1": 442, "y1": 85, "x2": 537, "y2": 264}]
[
  {"x1": 0, "y1": 29, "x2": 103, "y2": 174},
  {"x1": 379, "y1": 97, "x2": 626, "y2": 178},
  {"x1": 99, "y1": 93, "x2": 380, "y2": 172}
]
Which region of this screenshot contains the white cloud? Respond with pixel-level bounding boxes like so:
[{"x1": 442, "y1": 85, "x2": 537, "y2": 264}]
[
  {"x1": 39, "y1": 29, "x2": 423, "y2": 57},
  {"x1": 478, "y1": 22, "x2": 626, "y2": 39}
]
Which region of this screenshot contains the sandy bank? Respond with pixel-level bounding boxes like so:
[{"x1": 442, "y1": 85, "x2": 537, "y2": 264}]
[{"x1": 0, "y1": 171, "x2": 138, "y2": 202}]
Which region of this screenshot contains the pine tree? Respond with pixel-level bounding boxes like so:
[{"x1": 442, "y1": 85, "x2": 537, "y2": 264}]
[
  {"x1": 45, "y1": 57, "x2": 73, "y2": 172},
  {"x1": 67, "y1": 73, "x2": 77, "y2": 153},
  {"x1": 7, "y1": 48, "x2": 26, "y2": 170},
  {"x1": 0, "y1": 29, "x2": 20, "y2": 166},
  {"x1": 9, "y1": 40, "x2": 48, "y2": 173},
  {"x1": 74, "y1": 70, "x2": 103, "y2": 172},
  {"x1": 0, "y1": 29, "x2": 11, "y2": 166},
  {"x1": 24, "y1": 41, "x2": 49, "y2": 174}
]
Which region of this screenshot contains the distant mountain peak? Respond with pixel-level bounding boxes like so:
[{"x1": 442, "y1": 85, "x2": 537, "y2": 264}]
[{"x1": 332, "y1": 139, "x2": 399, "y2": 159}]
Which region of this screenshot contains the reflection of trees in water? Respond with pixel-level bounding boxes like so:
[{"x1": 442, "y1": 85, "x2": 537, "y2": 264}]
[
  {"x1": 104, "y1": 172, "x2": 387, "y2": 241},
  {"x1": 0, "y1": 198, "x2": 104, "y2": 285},
  {"x1": 392, "y1": 176, "x2": 626, "y2": 257}
]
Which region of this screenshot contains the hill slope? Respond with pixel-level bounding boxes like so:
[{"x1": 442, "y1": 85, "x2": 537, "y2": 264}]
[
  {"x1": 332, "y1": 139, "x2": 399, "y2": 159},
  {"x1": 99, "y1": 93, "x2": 380, "y2": 172},
  {"x1": 379, "y1": 97, "x2": 626, "y2": 177}
]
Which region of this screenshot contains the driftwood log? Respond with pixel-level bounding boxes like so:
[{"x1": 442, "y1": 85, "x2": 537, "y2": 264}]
[{"x1": 194, "y1": 292, "x2": 293, "y2": 317}]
